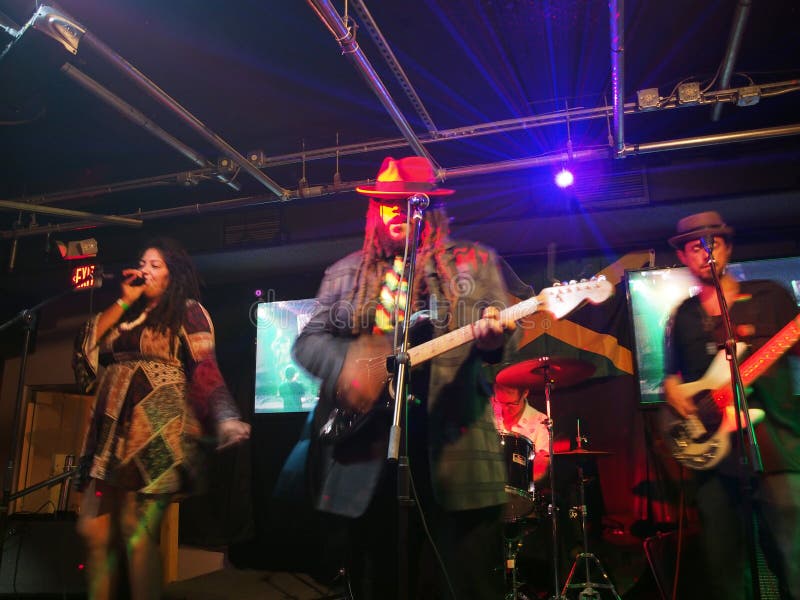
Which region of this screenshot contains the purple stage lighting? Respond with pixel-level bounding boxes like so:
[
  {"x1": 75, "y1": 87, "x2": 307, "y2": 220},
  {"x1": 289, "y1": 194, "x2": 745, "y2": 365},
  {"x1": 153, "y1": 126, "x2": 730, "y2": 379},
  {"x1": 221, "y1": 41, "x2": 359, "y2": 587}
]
[{"x1": 555, "y1": 168, "x2": 574, "y2": 188}]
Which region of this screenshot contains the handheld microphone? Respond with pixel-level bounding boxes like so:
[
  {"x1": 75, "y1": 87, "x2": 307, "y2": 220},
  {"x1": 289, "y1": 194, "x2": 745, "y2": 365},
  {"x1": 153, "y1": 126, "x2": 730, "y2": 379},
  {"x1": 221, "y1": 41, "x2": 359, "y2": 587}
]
[{"x1": 94, "y1": 269, "x2": 145, "y2": 286}]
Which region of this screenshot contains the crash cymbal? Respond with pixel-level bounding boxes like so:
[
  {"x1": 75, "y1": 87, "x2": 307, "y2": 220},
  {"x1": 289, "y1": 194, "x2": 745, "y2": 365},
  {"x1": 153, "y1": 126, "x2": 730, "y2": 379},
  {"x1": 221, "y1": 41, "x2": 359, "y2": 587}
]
[
  {"x1": 554, "y1": 448, "x2": 613, "y2": 457},
  {"x1": 495, "y1": 356, "x2": 595, "y2": 390}
]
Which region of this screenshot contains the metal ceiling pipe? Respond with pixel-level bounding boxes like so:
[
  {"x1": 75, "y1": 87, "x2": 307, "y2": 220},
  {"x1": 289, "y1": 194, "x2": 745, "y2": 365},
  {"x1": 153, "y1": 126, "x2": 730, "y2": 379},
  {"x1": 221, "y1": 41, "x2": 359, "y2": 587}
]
[
  {"x1": 307, "y1": 0, "x2": 436, "y2": 168},
  {"x1": 625, "y1": 123, "x2": 800, "y2": 153},
  {"x1": 444, "y1": 149, "x2": 610, "y2": 178},
  {"x1": 350, "y1": 0, "x2": 439, "y2": 136},
  {"x1": 3, "y1": 123, "x2": 799, "y2": 240},
  {"x1": 609, "y1": 0, "x2": 625, "y2": 156},
  {"x1": 70, "y1": 18, "x2": 288, "y2": 197},
  {"x1": 61, "y1": 64, "x2": 241, "y2": 192},
  {"x1": 0, "y1": 200, "x2": 142, "y2": 226},
  {"x1": 216, "y1": 79, "x2": 799, "y2": 168},
  {"x1": 1, "y1": 168, "x2": 220, "y2": 207},
  {"x1": 711, "y1": 0, "x2": 752, "y2": 122}
]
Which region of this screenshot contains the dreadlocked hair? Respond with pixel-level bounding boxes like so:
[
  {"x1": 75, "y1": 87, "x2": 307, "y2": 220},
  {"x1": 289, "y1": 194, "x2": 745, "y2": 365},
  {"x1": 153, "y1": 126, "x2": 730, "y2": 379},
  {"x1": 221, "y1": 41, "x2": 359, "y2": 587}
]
[
  {"x1": 126, "y1": 237, "x2": 201, "y2": 352},
  {"x1": 346, "y1": 200, "x2": 460, "y2": 335}
]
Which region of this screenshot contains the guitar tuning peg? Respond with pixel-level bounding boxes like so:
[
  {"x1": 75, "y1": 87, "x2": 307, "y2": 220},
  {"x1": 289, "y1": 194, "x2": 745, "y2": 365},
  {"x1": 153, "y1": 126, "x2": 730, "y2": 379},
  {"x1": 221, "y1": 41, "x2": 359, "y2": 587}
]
[
  {"x1": 569, "y1": 279, "x2": 577, "y2": 285},
  {"x1": 579, "y1": 278, "x2": 588, "y2": 283}
]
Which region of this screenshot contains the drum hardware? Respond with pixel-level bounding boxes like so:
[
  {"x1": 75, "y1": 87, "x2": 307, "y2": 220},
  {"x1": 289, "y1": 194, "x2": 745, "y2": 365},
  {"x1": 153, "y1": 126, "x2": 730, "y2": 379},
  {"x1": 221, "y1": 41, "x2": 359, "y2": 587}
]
[
  {"x1": 503, "y1": 522, "x2": 534, "y2": 600},
  {"x1": 499, "y1": 432, "x2": 538, "y2": 523},
  {"x1": 559, "y1": 426, "x2": 620, "y2": 599},
  {"x1": 497, "y1": 356, "x2": 595, "y2": 600}
]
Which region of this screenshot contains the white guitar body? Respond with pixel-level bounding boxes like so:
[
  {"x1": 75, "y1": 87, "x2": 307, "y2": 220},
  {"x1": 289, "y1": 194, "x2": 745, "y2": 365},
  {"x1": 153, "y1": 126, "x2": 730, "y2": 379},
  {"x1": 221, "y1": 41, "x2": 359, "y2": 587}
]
[{"x1": 661, "y1": 342, "x2": 765, "y2": 470}]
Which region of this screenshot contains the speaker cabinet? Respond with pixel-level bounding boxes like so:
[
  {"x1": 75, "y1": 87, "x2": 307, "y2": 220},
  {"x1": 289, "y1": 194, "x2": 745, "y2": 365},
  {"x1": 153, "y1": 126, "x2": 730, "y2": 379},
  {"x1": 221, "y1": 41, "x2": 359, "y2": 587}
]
[{"x1": 0, "y1": 513, "x2": 87, "y2": 597}]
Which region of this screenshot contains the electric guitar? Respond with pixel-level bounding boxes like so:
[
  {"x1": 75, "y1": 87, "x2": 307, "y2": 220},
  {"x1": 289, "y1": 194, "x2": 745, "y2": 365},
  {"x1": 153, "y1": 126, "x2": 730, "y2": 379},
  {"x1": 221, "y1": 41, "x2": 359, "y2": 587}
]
[
  {"x1": 661, "y1": 314, "x2": 800, "y2": 470},
  {"x1": 319, "y1": 277, "x2": 615, "y2": 443}
]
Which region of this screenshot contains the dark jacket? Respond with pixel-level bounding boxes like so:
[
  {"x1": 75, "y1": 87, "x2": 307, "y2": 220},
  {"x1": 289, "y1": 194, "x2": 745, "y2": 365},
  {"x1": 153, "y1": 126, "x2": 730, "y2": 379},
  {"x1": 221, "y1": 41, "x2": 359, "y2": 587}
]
[{"x1": 293, "y1": 240, "x2": 512, "y2": 517}]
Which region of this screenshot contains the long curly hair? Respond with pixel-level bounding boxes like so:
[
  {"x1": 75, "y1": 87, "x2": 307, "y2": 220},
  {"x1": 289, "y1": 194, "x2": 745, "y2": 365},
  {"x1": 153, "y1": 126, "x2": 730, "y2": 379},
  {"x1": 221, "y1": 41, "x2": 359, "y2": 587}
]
[
  {"x1": 127, "y1": 237, "x2": 201, "y2": 345},
  {"x1": 345, "y1": 199, "x2": 459, "y2": 334}
]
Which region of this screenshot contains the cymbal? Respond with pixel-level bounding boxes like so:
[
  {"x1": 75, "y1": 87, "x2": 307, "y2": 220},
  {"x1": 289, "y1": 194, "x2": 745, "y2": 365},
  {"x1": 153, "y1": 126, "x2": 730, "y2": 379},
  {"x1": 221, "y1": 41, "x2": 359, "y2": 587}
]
[
  {"x1": 554, "y1": 448, "x2": 613, "y2": 457},
  {"x1": 495, "y1": 356, "x2": 595, "y2": 390}
]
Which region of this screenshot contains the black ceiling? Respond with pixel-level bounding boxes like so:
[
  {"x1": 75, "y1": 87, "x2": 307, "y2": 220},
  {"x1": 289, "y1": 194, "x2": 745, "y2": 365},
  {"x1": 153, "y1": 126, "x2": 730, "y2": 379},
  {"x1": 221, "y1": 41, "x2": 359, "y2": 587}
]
[{"x1": 0, "y1": 0, "x2": 799, "y2": 285}]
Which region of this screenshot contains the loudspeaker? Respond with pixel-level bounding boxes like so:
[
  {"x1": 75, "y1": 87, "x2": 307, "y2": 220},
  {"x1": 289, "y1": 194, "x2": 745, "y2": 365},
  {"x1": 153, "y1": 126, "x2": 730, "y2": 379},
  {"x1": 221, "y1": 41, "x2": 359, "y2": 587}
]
[{"x1": 0, "y1": 513, "x2": 87, "y2": 598}]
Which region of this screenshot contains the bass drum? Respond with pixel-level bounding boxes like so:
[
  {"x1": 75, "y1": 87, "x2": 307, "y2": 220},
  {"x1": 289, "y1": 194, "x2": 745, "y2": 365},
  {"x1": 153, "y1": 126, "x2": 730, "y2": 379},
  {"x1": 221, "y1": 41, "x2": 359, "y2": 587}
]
[{"x1": 499, "y1": 432, "x2": 539, "y2": 522}]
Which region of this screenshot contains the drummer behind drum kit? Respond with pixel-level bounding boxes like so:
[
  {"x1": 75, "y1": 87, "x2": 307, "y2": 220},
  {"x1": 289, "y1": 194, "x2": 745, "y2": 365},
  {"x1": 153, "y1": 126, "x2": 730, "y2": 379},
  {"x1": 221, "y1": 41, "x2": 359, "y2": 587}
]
[{"x1": 495, "y1": 357, "x2": 621, "y2": 600}]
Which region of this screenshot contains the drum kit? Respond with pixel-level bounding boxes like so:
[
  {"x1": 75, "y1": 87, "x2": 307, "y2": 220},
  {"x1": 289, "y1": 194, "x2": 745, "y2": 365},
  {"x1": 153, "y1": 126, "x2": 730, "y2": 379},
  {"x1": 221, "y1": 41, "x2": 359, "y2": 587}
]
[{"x1": 495, "y1": 357, "x2": 622, "y2": 600}]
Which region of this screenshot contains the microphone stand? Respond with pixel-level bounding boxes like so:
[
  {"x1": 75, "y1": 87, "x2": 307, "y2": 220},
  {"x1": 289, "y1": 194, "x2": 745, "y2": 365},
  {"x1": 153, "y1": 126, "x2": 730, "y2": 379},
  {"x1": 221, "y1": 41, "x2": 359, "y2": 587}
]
[
  {"x1": 0, "y1": 273, "x2": 95, "y2": 577},
  {"x1": 702, "y1": 238, "x2": 762, "y2": 600},
  {"x1": 387, "y1": 193, "x2": 428, "y2": 600}
]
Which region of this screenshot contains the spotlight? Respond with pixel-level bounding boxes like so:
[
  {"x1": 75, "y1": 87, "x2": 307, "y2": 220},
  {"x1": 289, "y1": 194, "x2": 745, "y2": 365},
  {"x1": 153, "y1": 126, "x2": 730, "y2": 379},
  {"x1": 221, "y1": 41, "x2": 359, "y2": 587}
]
[
  {"x1": 555, "y1": 168, "x2": 574, "y2": 189},
  {"x1": 677, "y1": 82, "x2": 701, "y2": 105},
  {"x1": 55, "y1": 237, "x2": 98, "y2": 260},
  {"x1": 636, "y1": 88, "x2": 660, "y2": 111}
]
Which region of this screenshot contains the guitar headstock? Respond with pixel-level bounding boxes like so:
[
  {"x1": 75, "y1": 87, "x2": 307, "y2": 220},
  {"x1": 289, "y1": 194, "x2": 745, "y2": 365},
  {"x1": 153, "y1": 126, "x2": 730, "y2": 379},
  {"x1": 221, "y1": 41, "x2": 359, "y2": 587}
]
[{"x1": 537, "y1": 276, "x2": 614, "y2": 319}]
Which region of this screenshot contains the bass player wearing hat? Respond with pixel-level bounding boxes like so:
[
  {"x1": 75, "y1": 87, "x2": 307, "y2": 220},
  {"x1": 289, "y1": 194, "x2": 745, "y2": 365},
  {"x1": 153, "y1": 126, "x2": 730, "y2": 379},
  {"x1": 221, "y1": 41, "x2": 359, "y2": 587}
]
[
  {"x1": 293, "y1": 156, "x2": 516, "y2": 599},
  {"x1": 663, "y1": 211, "x2": 800, "y2": 599}
]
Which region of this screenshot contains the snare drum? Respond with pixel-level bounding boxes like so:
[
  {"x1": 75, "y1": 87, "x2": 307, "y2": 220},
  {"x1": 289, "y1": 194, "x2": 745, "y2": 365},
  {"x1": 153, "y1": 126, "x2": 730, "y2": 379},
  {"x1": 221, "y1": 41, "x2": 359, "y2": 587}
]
[{"x1": 499, "y1": 432, "x2": 537, "y2": 522}]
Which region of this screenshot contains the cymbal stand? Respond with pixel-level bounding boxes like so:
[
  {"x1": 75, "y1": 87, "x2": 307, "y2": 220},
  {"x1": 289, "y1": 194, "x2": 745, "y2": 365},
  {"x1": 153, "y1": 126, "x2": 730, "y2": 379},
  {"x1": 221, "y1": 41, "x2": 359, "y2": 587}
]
[
  {"x1": 560, "y1": 462, "x2": 620, "y2": 600},
  {"x1": 543, "y1": 367, "x2": 567, "y2": 600},
  {"x1": 503, "y1": 525, "x2": 526, "y2": 600}
]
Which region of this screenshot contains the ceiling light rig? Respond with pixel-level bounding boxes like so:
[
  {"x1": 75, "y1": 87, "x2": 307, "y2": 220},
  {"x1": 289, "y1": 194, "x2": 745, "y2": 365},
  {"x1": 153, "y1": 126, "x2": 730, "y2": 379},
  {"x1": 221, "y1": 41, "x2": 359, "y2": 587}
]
[{"x1": 554, "y1": 99, "x2": 576, "y2": 189}]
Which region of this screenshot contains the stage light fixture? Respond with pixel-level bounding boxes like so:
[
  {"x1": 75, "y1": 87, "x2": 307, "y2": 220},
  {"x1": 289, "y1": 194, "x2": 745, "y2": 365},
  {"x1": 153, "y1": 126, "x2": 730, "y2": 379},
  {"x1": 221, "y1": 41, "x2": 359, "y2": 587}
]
[
  {"x1": 636, "y1": 88, "x2": 660, "y2": 110},
  {"x1": 736, "y1": 86, "x2": 760, "y2": 107},
  {"x1": 677, "y1": 82, "x2": 701, "y2": 105},
  {"x1": 248, "y1": 149, "x2": 267, "y2": 167},
  {"x1": 555, "y1": 168, "x2": 574, "y2": 189},
  {"x1": 56, "y1": 237, "x2": 98, "y2": 260}
]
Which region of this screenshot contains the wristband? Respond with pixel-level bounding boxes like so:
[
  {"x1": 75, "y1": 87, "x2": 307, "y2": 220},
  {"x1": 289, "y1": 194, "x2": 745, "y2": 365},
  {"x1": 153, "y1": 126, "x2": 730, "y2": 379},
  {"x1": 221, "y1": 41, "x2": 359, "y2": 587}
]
[{"x1": 116, "y1": 298, "x2": 131, "y2": 311}]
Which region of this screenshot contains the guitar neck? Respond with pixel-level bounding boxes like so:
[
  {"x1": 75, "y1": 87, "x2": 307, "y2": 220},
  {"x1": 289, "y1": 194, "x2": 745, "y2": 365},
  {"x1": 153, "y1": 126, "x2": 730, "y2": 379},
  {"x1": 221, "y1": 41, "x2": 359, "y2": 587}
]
[
  {"x1": 407, "y1": 295, "x2": 541, "y2": 366},
  {"x1": 740, "y1": 314, "x2": 800, "y2": 386},
  {"x1": 716, "y1": 314, "x2": 800, "y2": 403}
]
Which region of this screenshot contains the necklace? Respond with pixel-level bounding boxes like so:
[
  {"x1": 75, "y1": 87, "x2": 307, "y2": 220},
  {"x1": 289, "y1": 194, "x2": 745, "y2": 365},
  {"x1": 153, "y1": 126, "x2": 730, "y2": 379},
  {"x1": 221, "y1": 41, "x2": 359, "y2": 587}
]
[{"x1": 119, "y1": 308, "x2": 150, "y2": 331}]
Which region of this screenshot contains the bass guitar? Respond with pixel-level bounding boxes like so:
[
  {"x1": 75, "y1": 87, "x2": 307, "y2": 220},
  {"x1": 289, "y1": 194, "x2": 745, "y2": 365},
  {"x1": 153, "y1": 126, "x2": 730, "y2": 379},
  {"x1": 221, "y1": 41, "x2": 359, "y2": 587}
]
[
  {"x1": 320, "y1": 277, "x2": 614, "y2": 443},
  {"x1": 661, "y1": 314, "x2": 800, "y2": 470}
]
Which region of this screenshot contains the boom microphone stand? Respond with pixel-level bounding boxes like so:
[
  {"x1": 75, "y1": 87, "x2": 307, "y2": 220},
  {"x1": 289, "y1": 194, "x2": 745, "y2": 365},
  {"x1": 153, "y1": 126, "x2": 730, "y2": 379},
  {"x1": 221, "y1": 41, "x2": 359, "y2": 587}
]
[
  {"x1": 387, "y1": 193, "x2": 429, "y2": 600},
  {"x1": 702, "y1": 237, "x2": 762, "y2": 600},
  {"x1": 0, "y1": 272, "x2": 96, "y2": 577}
]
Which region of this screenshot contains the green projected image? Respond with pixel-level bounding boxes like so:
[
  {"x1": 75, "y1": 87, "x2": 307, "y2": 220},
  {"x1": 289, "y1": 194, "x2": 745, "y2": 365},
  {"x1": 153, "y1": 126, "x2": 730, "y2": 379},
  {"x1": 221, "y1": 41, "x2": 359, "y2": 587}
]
[
  {"x1": 626, "y1": 268, "x2": 698, "y2": 404},
  {"x1": 626, "y1": 256, "x2": 800, "y2": 404},
  {"x1": 254, "y1": 299, "x2": 321, "y2": 413}
]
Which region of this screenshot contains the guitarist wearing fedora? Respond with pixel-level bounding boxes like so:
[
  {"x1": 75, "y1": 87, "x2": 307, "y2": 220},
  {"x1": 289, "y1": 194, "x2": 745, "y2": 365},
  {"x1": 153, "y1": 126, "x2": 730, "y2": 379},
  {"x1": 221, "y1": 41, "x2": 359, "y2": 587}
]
[
  {"x1": 293, "y1": 156, "x2": 516, "y2": 599},
  {"x1": 663, "y1": 211, "x2": 800, "y2": 599}
]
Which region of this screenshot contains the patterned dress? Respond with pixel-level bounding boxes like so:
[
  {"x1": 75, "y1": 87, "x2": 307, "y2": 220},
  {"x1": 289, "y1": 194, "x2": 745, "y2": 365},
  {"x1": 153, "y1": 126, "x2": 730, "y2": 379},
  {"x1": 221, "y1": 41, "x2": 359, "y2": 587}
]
[{"x1": 74, "y1": 300, "x2": 241, "y2": 496}]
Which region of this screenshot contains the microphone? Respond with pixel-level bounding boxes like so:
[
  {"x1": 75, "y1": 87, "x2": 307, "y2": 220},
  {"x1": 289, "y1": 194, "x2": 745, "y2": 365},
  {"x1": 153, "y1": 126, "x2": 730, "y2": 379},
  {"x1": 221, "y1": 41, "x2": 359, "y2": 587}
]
[
  {"x1": 700, "y1": 235, "x2": 717, "y2": 257},
  {"x1": 408, "y1": 193, "x2": 430, "y2": 209},
  {"x1": 94, "y1": 269, "x2": 145, "y2": 286}
]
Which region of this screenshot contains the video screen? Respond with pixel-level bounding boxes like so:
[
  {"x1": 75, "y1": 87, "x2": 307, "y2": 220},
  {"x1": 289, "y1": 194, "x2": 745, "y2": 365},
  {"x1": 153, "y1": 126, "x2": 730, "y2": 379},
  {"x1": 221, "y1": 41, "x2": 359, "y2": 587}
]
[
  {"x1": 254, "y1": 298, "x2": 321, "y2": 413},
  {"x1": 626, "y1": 256, "x2": 800, "y2": 404}
]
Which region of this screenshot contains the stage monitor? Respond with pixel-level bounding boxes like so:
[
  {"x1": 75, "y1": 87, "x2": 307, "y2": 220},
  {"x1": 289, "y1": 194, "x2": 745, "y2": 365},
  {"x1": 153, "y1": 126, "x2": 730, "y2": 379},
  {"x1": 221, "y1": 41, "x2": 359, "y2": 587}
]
[
  {"x1": 625, "y1": 256, "x2": 800, "y2": 405},
  {"x1": 254, "y1": 298, "x2": 321, "y2": 413}
]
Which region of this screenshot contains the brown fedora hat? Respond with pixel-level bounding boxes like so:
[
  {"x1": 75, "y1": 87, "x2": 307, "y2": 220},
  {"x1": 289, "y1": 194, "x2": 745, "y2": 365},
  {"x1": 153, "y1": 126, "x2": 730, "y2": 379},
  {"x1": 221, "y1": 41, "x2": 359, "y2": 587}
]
[
  {"x1": 356, "y1": 156, "x2": 454, "y2": 198},
  {"x1": 668, "y1": 211, "x2": 734, "y2": 249}
]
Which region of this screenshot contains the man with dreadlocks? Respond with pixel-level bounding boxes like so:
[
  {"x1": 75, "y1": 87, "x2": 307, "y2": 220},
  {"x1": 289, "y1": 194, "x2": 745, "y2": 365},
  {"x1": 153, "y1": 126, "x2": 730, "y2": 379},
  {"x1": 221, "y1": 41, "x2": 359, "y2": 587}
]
[{"x1": 294, "y1": 156, "x2": 514, "y2": 599}]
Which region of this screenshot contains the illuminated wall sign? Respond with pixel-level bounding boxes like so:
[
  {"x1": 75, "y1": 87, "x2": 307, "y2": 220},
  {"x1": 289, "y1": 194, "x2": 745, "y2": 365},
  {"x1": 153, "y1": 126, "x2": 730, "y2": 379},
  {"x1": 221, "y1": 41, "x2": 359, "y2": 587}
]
[{"x1": 71, "y1": 264, "x2": 97, "y2": 289}]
